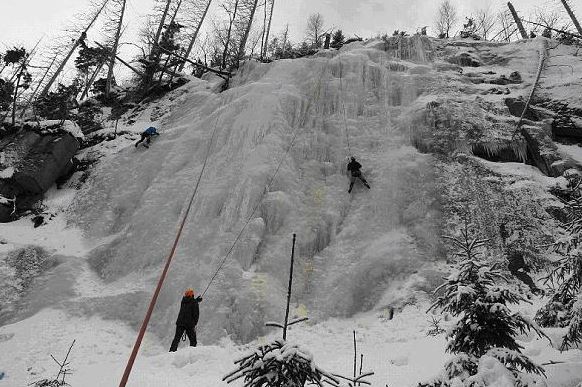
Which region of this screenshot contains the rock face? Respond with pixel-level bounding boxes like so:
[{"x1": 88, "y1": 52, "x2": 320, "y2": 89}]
[
  {"x1": 0, "y1": 129, "x2": 79, "y2": 222},
  {"x1": 505, "y1": 98, "x2": 539, "y2": 121},
  {"x1": 520, "y1": 125, "x2": 571, "y2": 177}
]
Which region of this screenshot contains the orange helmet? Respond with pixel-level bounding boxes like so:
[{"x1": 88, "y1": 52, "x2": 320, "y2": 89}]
[{"x1": 184, "y1": 288, "x2": 195, "y2": 297}]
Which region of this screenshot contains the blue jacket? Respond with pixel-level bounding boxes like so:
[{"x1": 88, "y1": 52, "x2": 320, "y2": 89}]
[{"x1": 144, "y1": 127, "x2": 158, "y2": 135}]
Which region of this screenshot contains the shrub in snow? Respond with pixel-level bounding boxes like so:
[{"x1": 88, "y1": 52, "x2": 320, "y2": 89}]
[
  {"x1": 223, "y1": 339, "x2": 339, "y2": 387},
  {"x1": 422, "y1": 226, "x2": 546, "y2": 386},
  {"x1": 0, "y1": 246, "x2": 52, "y2": 316},
  {"x1": 536, "y1": 180, "x2": 582, "y2": 350}
]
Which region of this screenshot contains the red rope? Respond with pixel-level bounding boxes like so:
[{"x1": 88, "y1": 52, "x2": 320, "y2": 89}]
[{"x1": 118, "y1": 116, "x2": 219, "y2": 387}]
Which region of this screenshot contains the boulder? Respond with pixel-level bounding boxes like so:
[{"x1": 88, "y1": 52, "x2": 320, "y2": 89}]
[
  {"x1": 446, "y1": 52, "x2": 481, "y2": 67},
  {"x1": 521, "y1": 125, "x2": 568, "y2": 177},
  {"x1": 0, "y1": 203, "x2": 12, "y2": 222},
  {"x1": 12, "y1": 133, "x2": 79, "y2": 194},
  {"x1": 0, "y1": 128, "x2": 79, "y2": 222},
  {"x1": 505, "y1": 98, "x2": 539, "y2": 121},
  {"x1": 552, "y1": 116, "x2": 582, "y2": 141}
]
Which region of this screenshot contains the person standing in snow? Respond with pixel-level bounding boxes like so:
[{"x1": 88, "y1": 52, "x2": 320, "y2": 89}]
[
  {"x1": 169, "y1": 288, "x2": 202, "y2": 352},
  {"x1": 135, "y1": 126, "x2": 160, "y2": 148},
  {"x1": 347, "y1": 156, "x2": 371, "y2": 193}
]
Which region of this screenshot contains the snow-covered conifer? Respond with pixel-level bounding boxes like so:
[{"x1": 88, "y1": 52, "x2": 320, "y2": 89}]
[
  {"x1": 223, "y1": 339, "x2": 338, "y2": 387},
  {"x1": 423, "y1": 225, "x2": 546, "y2": 385},
  {"x1": 536, "y1": 177, "x2": 582, "y2": 350}
]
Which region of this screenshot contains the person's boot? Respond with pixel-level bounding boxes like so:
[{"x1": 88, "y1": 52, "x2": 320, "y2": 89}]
[
  {"x1": 348, "y1": 182, "x2": 354, "y2": 193},
  {"x1": 362, "y1": 179, "x2": 371, "y2": 189}
]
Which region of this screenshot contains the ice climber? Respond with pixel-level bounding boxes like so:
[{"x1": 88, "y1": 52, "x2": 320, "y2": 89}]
[
  {"x1": 135, "y1": 126, "x2": 160, "y2": 148},
  {"x1": 169, "y1": 288, "x2": 202, "y2": 352},
  {"x1": 347, "y1": 156, "x2": 371, "y2": 193}
]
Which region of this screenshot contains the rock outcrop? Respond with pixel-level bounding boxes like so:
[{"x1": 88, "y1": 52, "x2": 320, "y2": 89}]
[{"x1": 0, "y1": 126, "x2": 80, "y2": 222}]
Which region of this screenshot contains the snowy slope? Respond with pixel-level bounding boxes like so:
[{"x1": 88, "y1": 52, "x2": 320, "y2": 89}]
[{"x1": 1, "y1": 37, "x2": 582, "y2": 387}]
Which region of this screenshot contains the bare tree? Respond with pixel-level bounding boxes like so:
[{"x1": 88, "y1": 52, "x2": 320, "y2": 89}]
[
  {"x1": 493, "y1": 10, "x2": 518, "y2": 42},
  {"x1": 105, "y1": 0, "x2": 127, "y2": 98},
  {"x1": 559, "y1": 0, "x2": 582, "y2": 36},
  {"x1": 435, "y1": 0, "x2": 457, "y2": 38},
  {"x1": 261, "y1": 0, "x2": 275, "y2": 58},
  {"x1": 306, "y1": 13, "x2": 325, "y2": 48},
  {"x1": 219, "y1": 0, "x2": 240, "y2": 69},
  {"x1": 475, "y1": 6, "x2": 496, "y2": 40},
  {"x1": 534, "y1": 6, "x2": 565, "y2": 36},
  {"x1": 178, "y1": 0, "x2": 213, "y2": 72},
  {"x1": 39, "y1": 0, "x2": 110, "y2": 97},
  {"x1": 235, "y1": 0, "x2": 260, "y2": 63}
]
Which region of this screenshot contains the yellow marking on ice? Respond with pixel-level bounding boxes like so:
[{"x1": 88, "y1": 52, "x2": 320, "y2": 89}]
[
  {"x1": 303, "y1": 260, "x2": 314, "y2": 276},
  {"x1": 251, "y1": 273, "x2": 267, "y2": 298},
  {"x1": 295, "y1": 304, "x2": 309, "y2": 318},
  {"x1": 313, "y1": 187, "x2": 325, "y2": 204}
]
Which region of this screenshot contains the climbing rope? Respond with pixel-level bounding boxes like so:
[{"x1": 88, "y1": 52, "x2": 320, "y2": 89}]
[
  {"x1": 200, "y1": 123, "x2": 302, "y2": 297},
  {"x1": 201, "y1": 60, "x2": 332, "y2": 297},
  {"x1": 119, "y1": 111, "x2": 221, "y2": 387},
  {"x1": 338, "y1": 53, "x2": 352, "y2": 156},
  {"x1": 511, "y1": 39, "x2": 548, "y2": 140},
  {"x1": 121, "y1": 59, "x2": 330, "y2": 386}
]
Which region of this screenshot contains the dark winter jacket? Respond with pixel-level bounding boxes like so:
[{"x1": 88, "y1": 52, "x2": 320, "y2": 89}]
[
  {"x1": 347, "y1": 160, "x2": 362, "y2": 176},
  {"x1": 144, "y1": 127, "x2": 159, "y2": 136},
  {"x1": 176, "y1": 296, "x2": 201, "y2": 327}
]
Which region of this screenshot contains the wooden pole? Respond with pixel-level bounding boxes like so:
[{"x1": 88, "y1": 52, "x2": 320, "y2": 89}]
[
  {"x1": 560, "y1": 0, "x2": 582, "y2": 37},
  {"x1": 507, "y1": 2, "x2": 528, "y2": 39},
  {"x1": 282, "y1": 233, "x2": 296, "y2": 341},
  {"x1": 178, "y1": 0, "x2": 213, "y2": 72},
  {"x1": 40, "y1": 0, "x2": 109, "y2": 97},
  {"x1": 353, "y1": 330, "x2": 357, "y2": 379},
  {"x1": 106, "y1": 0, "x2": 127, "y2": 99}
]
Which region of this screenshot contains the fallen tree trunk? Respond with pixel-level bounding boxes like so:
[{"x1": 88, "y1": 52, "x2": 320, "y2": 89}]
[{"x1": 155, "y1": 45, "x2": 231, "y2": 78}]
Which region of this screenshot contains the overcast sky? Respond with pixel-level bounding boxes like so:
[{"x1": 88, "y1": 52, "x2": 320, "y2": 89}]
[
  {"x1": 1, "y1": 0, "x2": 554, "y2": 47},
  {"x1": 0, "y1": 0, "x2": 566, "y2": 83}
]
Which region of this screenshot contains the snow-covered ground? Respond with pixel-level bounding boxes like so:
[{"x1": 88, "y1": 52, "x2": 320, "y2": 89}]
[{"x1": 1, "y1": 38, "x2": 582, "y2": 386}]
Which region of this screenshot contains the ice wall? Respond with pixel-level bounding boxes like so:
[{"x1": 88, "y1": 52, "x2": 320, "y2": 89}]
[{"x1": 71, "y1": 43, "x2": 442, "y2": 343}]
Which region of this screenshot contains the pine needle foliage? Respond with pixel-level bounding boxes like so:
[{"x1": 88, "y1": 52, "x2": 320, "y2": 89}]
[
  {"x1": 223, "y1": 339, "x2": 339, "y2": 387},
  {"x1": 536, "y1": 176, "x2": 582, "y2": 350},
  {"x1": 425, "y1": 225, "x2": 547, "y2": 385}
]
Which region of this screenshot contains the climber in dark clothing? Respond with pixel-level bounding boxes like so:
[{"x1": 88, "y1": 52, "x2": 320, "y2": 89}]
[
  {"x1": 169, "y1": 288, "x2": 202, "y2": 352},
  {"x1": 135, "y1": 126, "x2": 160, "y2": 148},
  {"x1": 347, "y1": 157, "x2": 371, "y2": 193}
]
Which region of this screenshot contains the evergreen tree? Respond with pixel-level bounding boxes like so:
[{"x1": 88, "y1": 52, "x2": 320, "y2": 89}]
[
  {"x1": 536, "y1": 176, "x2": 582, "y2": 350},
  {"x1": 1, "y1": 47, "x2": 32, "y2": 126},
  {"x1": 424, "y1": 225, "x2": 546, "y2": 386},
  {"x1": 330, "y1": 30, "x2": 345, "y2": 49},
  {"x1": 0, "y1": 79, "x2": 14, "y2": 111},
  {"x1": 224, "y1": 340, "x2": 338, "y2": 387},
  {"x1": 35, "y1": 82, "x2": 80, "y2": 122}
]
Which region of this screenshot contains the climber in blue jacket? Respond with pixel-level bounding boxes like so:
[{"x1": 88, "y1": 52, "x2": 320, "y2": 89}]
[{"x1": 135, "y1": 126, "x2": 160, "y2": 148}]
